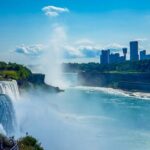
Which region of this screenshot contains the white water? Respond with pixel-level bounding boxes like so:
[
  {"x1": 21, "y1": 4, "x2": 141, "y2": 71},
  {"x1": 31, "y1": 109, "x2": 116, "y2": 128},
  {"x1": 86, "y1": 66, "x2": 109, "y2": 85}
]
[
  {"x1": 11, "y1": 74, "x2": 150, "y2": 150},
  {"x1": 73, "y1": 86, "x2": 150, "y2": 100},
  {"x1": 0, "y1": 94, "x2": 16, "y2": 135},
  {"x1": 1, "y1": 76, "x2": 150, "y2": 150},
  {"x1": 0, "y1": 80, "x2": 19, "y2": 135},
  {"x1": 13, "y1": 86, "x2": 150, "y2": 150},
  {"x1": 0, "y1": 80, "x2": 20, "y2": 101},
  {"x1": 0, "y1": 124, "x2": 6, "y2": 135}
]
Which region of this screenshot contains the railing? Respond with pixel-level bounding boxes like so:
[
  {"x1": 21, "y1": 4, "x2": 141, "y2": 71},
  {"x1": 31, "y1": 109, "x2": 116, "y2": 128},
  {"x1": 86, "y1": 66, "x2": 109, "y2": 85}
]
[
  {"x1": 0, "y1": 139, "x2": 19, "y2": 150},
  {"x1": 9, "y1": 138, "x2": 19, "y2": 150},
  {"x1": 10, "y1": 142, "x2": 19, "y2": 150}
]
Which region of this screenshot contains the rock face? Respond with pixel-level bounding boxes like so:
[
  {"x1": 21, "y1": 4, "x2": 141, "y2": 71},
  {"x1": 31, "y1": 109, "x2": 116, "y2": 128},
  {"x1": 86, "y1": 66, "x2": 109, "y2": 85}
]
[
  {"x1": 18, "y1": 73, "x2": 62, "y2": 93},
  {"x1": 28, "y1": 74, "x2": 45, "y2": 85},
  {"x1": 78, "y1": 71, "x2": 150, "y2": 92}
]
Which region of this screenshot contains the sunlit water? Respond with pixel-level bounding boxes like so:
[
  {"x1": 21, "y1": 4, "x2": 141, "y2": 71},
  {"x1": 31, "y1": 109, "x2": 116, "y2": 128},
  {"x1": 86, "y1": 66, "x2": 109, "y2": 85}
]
[{"x1": 13, "y1": 74, "x2": 150, "y2": 150}]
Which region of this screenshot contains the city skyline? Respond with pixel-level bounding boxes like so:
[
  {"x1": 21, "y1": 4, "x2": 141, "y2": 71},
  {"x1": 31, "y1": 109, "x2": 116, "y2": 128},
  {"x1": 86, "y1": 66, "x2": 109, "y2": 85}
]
[
  {"x1": 1, "y1": 0, "x2": 150, "y2": 64},
  {"x1": 100, "y1": 40, "x2": 150, "y2": 64}
]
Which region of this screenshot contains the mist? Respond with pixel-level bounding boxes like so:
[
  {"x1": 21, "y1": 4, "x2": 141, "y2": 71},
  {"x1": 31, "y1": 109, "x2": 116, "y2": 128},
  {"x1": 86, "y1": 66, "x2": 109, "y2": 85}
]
[
  {"x1": 11, "y1": 81, "x2": 150, "y2": 150},
  {"x1": 33, "y1": 24, "x2": 69, "y2": 88},
  {"x1": 4, "y1": 23, "x2": 150, "y2": 150},
  {"x1": 13, "y1": 90, "x2": 101, "y2": 150}
]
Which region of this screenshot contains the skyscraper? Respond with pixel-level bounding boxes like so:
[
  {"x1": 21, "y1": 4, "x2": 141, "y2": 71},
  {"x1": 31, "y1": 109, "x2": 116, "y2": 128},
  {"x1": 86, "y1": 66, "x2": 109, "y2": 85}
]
[{"x1": 130, "y1": 41, "x2": 139, "y2": 61}]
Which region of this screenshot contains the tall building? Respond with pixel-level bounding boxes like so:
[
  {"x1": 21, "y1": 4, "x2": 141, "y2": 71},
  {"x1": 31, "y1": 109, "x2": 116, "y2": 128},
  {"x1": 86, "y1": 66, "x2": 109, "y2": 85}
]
[
  {"x1": 130, "y1": 41, "x2": 139, "y2": 61},
  {"x1": 100, "y1": 50, "x2": 110, "y2": 64}
]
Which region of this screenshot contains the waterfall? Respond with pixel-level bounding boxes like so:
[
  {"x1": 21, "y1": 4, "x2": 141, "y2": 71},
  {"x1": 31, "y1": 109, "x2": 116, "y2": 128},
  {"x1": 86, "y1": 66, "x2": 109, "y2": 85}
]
[
  {"x1": 0, "y1": 80, "x2": 19, "y2": 135},
  {"x1": 0, "y1": 80, "x2": 20, "y2": 101},
  {"x1": 0, "y1": 94, "x2": 16, "y2": 135}
]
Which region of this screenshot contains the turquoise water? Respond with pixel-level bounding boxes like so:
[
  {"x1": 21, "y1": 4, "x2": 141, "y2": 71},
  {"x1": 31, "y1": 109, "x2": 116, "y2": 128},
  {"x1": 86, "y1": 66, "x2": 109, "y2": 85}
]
[
  {"x1": 50, "y1": 87, "x2": 150, "y2": 150},
  {"x1": 15, "y1": 74, "x2": 150, "y2": 150}
]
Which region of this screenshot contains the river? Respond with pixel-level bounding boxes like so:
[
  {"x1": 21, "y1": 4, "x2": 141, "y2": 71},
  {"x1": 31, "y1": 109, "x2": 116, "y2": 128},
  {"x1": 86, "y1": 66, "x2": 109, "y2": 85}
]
[{"x1": 14, "y1": 74, "x2": 150, "y2": 150}]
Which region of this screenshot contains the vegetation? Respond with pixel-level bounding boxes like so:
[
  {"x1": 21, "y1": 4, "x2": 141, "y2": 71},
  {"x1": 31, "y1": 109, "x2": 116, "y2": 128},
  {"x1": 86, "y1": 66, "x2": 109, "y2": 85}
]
[
  {"x1": 0, "y1": 134, "x2": 44, "y2": 150},
  {"x1": 18, "y1": 136, "x2": 44, "y2": 150},
  {"x1": 63, "y1": 59, "x2": 150, "y2": 73},
  {"x1": 63, "y1": 60, "x2": 150, "y2": 92},
  {"x1": 0, "y1": 62, "x2": 32, "y2": 80}
]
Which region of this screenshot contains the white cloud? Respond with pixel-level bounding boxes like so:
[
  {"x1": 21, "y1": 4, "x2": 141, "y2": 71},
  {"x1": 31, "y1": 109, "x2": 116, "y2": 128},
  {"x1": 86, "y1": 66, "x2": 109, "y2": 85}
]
[
  {"x1": 14, "y1": 37, "x2": 127, "y2": 61},
  {"x1": 104, "y1": 43, "x2": 125, "y2": 49},
  {"x1": 63, "y1": 40, "x2": 128, "y2": 59},
  {"x1": 102, "y1": 43, "x2": 127, "y2": 53},
  {"x1": 42, "y1": 6, "x2": 69, "y2": 17},
  {"x1": 15, "y1": 44, "x2": 45, "y2": 56},
  {"x1": 134, "y1": 38, "x2": 148, "y2": 42},
  {"x1": 75, "y1": 39, "x2": 94, "y2": 46},
  {"x1": 63, "y1": 45, "x2": 83, "y2": 58},
  {"x1": 63, "y1": 39, "x2": 101, "y2": 58}
]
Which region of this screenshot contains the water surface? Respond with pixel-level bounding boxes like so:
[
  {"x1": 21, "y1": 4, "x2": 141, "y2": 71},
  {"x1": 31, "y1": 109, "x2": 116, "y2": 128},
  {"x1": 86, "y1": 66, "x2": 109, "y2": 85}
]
[{"x1": 15, "y1": 83, "x2": 150, "y2": 150}]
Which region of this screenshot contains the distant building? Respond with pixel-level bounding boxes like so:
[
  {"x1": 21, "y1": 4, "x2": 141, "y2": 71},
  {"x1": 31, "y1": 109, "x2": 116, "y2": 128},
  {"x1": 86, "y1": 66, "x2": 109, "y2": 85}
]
[
  {"x1": 100, "y1": 50, "x2": 110, "y2": 64},
  {"x1": 100, "y1": 40, "x2": 150, "y2": 64},
  {"x1": 119, "y1": 56, "x2": 126, "y2": 63},
  {"x1": 140, "y1": 50, "x2": 150, "y2": 60},
  {"x1": 100, "y1": 48, "x2": 127, "y2": 64},
  {"x1": 109, "y1": 53, "x2": 120, "y2": 64},
  {"x1": 122, "y1": 48, "x2": 127, "y2": 60},
  {"x1": 140, "y1": 50, "x2": 146, "y2": 60},
  {"x1": 130, "y1": 41, "x2": 139, "y2": 61}
]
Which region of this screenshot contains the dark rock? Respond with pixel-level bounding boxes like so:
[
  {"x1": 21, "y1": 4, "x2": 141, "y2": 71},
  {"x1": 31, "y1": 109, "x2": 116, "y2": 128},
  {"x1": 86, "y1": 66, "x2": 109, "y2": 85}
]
[{"x1": 28, "y1": 74, "x2": 45, "y2": 85}]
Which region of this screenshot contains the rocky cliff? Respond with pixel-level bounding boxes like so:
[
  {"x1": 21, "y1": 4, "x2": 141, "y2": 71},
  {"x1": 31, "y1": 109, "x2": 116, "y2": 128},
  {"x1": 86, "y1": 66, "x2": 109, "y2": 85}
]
[
  {"x1": 18, "y1": 73, "x2": 62, "y2": 93},
  {"x1": 78, "y1": 71, "x2": 150, "y2": 92}
]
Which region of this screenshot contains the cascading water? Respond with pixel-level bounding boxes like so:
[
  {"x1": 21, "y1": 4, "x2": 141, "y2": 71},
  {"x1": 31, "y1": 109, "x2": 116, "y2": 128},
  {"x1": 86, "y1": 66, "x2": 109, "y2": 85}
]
[
  {"x1": 0, "y1": 94, "x2": 16, "y2": 135},
  {"x1": 0, "y1": 80, "x2": 20, "y2": 101},
  {"x1": 0, "y1": 80, "x2": 19, "y2": 135}
]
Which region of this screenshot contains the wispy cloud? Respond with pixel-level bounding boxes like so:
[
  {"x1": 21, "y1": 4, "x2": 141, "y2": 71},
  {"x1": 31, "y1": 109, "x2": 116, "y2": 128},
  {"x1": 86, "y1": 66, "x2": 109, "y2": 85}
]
[
  {"x1": 15, "y1": 44, "x2": 45, "y2": 56},
  {"x1": 42, "y1": 6, "x2": 69, "y2": 17},
  {"x1": 104, "y1": 43, "x2": 125, "y2": 49},
  {"x1": 14, "y1": 38, "x2": 127, "y2": 60},
  {"x1": 134, "y1": 38, "x2": 148, "y2": 42},
  {"x1": 63, "y1": 39, "x2": 101, "y2": 58},
  {"x1": 63, "y1": 41, "x2": 127, "y2": 58}
]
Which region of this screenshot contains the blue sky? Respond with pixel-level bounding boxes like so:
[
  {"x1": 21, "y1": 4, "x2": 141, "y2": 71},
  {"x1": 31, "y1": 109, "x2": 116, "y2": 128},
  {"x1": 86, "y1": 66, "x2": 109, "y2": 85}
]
[{"x1": 1, "y1": 0, "x2": 150, "y2": 63}]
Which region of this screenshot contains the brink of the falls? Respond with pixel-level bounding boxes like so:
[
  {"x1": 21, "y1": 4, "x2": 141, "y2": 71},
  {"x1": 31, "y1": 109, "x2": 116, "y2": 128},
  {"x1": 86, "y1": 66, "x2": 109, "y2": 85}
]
[{"x1": 0, "y1": 80, "x2": 20, "y2": 101}]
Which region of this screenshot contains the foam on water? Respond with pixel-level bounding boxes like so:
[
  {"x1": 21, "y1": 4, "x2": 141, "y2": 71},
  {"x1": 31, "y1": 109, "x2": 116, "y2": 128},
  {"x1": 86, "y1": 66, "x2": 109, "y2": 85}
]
[
  {"x1": 73, "y1": 86, "x2": 150, "y2": 100},
  {"x1": 14, "y1": 87, "x2": 150, "y2": 150}
]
